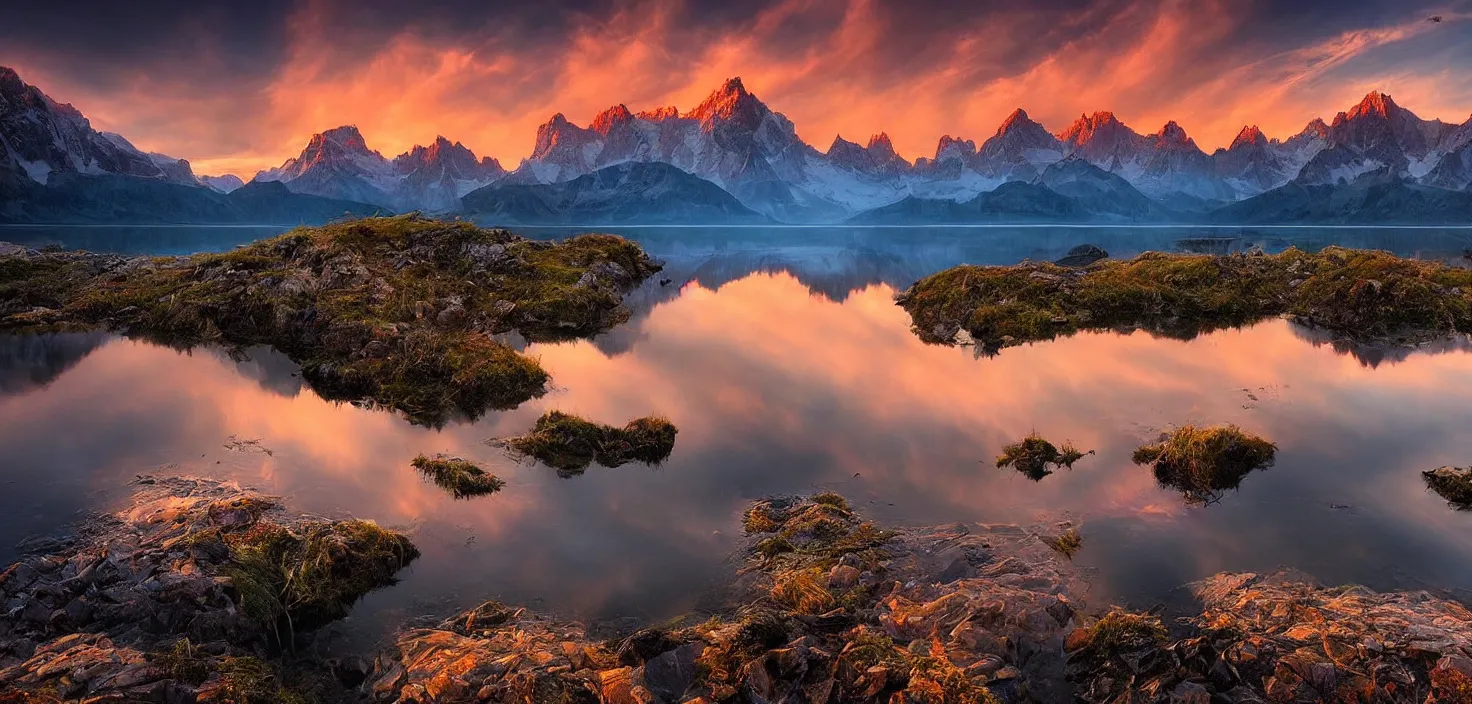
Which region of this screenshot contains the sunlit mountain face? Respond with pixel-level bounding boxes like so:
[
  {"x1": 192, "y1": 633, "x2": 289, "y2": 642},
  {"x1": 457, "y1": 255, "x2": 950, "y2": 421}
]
[
  {"x1": 1, "y1": 1, "x2": 1470, "y2": 224},
  {"x1": 5, "y1": 0, "x2": 1469, "y2": 176}
]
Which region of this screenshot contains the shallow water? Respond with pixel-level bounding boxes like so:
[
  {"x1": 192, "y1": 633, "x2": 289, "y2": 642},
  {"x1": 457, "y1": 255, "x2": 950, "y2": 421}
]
[{"x1": 3, "y1": 224, "x2": 1472, "y2": 649}]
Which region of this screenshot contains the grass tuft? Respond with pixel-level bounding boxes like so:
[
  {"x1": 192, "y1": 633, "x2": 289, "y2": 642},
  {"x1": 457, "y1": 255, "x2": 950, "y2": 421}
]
[
  {"x1": 1042, "y1": 528, "x2": 1083, "y2": 559},
  {"x1": 1132, "y1": 424, "x2": 1276, "y2": 505},
  {"x1": 223, "y1": 519, "x2": 419, "y2": 643},
  {"x1": 996, "y1": 433, "x2": 1090, "y2": 481},
  {"x1": 496, "y1": 411, "x2": 677, "y2": 473},
  {"x1": 410, "y1": 454, "x2": 505, "y2": 499}
]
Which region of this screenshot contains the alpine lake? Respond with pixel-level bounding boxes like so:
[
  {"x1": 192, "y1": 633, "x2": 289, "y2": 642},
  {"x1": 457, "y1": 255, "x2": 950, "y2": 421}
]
[{"x1": 3, "y1": 222, "x2": 1472, "y2": 655}]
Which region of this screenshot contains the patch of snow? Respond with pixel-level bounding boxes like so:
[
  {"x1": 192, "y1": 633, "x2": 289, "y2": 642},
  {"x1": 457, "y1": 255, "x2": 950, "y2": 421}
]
[{"x1": 16, "y1": 157, "x2": 50, "y2": 184}]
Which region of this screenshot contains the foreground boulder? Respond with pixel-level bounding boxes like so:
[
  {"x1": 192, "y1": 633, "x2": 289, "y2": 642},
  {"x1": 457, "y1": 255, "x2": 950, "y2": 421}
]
[
  {"x1": 1067, "y1": 571, "x2": 1472, "y2": 703},
  {"x1": 0, "y1": 476, "x2": 417, "y2": 702},
  {"x1": 0, "y1": 214, "x2": 662, "y2": 424},
  {"x1": 363, "y1": 494, "x2": 1472, "y2": 704},
  {"x1": 367, "y1": 492, "x2": 1088, "y2": 703}
]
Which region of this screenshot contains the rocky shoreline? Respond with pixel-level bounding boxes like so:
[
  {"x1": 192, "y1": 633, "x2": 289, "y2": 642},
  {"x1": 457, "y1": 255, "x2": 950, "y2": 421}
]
[
  {"x1": 4, "y1": 481, "x2": 1472, "y2": 703},
  {"x1": 0, "y1": 476, "x2": 417, "y2": 703}
]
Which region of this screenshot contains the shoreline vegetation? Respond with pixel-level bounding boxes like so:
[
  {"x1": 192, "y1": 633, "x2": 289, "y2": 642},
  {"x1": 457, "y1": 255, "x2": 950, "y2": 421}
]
[
  {"x1": 6, "y1": 482, "x2": 1471, "y2": 703},
  {"x1": 0, "y1": 214, "x2": 662, "y2": 425},
  {"x1": 896, "y1": 246, "x2": 1472, "y2": 353}
]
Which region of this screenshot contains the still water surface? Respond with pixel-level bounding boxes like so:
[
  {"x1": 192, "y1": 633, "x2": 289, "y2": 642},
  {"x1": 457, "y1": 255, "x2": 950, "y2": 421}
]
[{"x1": 2, "y1": 224, "x2": 1472, "y2": 649}]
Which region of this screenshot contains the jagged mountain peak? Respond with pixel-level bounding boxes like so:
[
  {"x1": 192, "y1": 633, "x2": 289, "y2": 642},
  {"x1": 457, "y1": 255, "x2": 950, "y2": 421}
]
[
  {"x1": 312, "y1": 125, "x2": 372, "y2": 152},
  {"x1": 1231, "y1": 125, "x2": 1269, "y2": 149},
  {"x1": 1297, "y1": 118, "x2": 1331, "y2": 140},
  {"x1": 936, "y1": 135, "x2": 977, "y2": 159},
  {"x1": 689, "y1": 76, "x2": 767, "y2": 128},
  {"x1": 637, "y1": 106, "x2": 680, "y2": 121},
  {"x1": 997, "y1": 108, "x2": 1039, "y2": 135},
  {"x1": 1156, "y1": 121, "x2": 1188, "y2": 141},
  {"x1": 1058, "y1": 111, "x2": 1135, "y2": 146},
  {"x1": 828, "y1": 134, "x2": 862, "y2": 152},
  {"x1": 591, "y1": 104, "x2": 634, "y2": 135},
  {"x1": 1349, "y1": 91, "x2": 1397, "y2": 120},
  {"x1": 531, "y1": 113, "x2": 597, "y2": 160},
  {"x1": 867, "y1": 132, "x2": 894, "y2": 150}
]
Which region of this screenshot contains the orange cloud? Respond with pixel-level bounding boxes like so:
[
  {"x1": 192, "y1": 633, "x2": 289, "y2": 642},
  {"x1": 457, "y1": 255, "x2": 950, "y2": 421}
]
[{"x1": 10, "y1": 0, "x2": 1459, "y2": 178}]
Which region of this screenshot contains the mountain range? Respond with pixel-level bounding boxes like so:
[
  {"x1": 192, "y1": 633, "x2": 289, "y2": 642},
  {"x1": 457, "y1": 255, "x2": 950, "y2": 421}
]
[{"x1": 3, "y1": 65, "x2": 1471, "y2": 226}]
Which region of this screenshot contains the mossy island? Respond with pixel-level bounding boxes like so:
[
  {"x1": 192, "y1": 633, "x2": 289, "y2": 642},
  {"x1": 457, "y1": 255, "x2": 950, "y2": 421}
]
[
  {"x1": 410, "y1": 454, "x2": 506, "y2": 499},
  {"x1": 0, "y1": 214, "x2": 662, "y2": 425},
  {"x1": 492, "y1": 410, "x2": 678, "y2": 475},
  {"x1": 995, "y1": 433, "x2": 1090, "y2": 481},
  {"x1": 1133, "y1": 424, "x2": 1277, "y2": 505},
  {"x1": 896, "y1": 247, "x2": 1472, "y2": 353}
]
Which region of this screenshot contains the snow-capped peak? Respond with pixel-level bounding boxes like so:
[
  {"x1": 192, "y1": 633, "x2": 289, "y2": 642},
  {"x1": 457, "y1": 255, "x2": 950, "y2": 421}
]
[{"x1": 935, "y1": 135, "x2": 977, "y2": 161}]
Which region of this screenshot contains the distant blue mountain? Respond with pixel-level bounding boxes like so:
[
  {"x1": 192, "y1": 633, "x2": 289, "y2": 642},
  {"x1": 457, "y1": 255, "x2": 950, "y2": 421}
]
[
  {"x1": 461, "y1": 161, "x2": 765, "y2": 225},
  {"x1": 0, "y1": 173, "x2": 384, "y2": 225},
  {"x1": 1210, "y1": 170, "x2": 1472, "y2": 225}
]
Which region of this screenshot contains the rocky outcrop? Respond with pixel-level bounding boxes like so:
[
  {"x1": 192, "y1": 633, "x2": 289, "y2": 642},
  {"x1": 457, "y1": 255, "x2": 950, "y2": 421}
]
[
  {"x1": 0, "y1": 476, "x2": 417, "y2": 702},
  {"x1": 366, "y1": 494, "x2": 1088, "y2": 703},
  {"x1": 1068, "y1": 571, "x2": 1472, "y2": 703}
]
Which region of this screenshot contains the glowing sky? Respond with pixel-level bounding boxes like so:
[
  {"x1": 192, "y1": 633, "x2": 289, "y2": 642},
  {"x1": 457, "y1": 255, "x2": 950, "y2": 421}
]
[{"x1": 4, "y1": 0, "x2": 1471, "y2": 177}]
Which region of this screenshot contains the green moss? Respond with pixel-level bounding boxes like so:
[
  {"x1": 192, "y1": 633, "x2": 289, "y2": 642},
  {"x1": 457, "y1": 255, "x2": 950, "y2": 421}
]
[
  {"x1": 1132, "y1": 424, "x2": 1277, "y2": 505},
  {"x1": 995, "y1": 433, "x2": 1090, "y2": 481},
  {"x1": 1423, "y1": 466, "x2": 1472, "y2": 508},
  {"x1": 0, "y1": 215, "x2": 662, "y2": 425},
  {"x1": 897, "y1": 247, "x2": 1472, "y2": 351},
  {"x1": 224, "y1": 519, "x2": 419, "y2": 642},
  {"x1": 496, "y1": 410, "x2": 677, "y2": 473},
  {"x1": 411, "y1": 453, "x2": 505, "y2": 499}
]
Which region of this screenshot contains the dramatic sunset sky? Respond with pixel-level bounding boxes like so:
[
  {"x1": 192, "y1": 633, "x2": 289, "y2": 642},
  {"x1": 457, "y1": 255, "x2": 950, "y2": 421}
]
[{"x1": 5, "y1": 0, "x2": 1471, "y2": 177}]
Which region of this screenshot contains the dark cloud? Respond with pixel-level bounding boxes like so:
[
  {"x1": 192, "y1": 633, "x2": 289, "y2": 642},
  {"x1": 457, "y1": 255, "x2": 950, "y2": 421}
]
[{"x1": 2, "y1": 0, "x2": 1467, "y2": 173}]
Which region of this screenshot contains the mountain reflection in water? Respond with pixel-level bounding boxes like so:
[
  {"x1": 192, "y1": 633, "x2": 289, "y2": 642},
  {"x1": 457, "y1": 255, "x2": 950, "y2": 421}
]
[{"x1": 1, "y1": 225, "x2": 1471, "y2": 648}]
